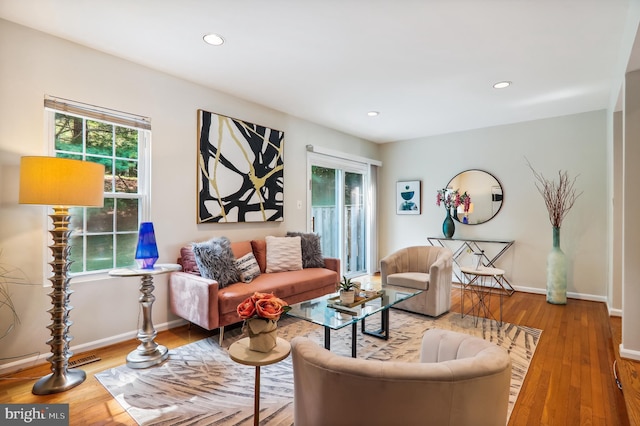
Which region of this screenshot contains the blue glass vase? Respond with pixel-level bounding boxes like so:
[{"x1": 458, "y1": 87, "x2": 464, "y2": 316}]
[
  {"x1": 546, "y1": 227, "x2": 567, "y2": 304},
  {"x1": 442, "y1": 208, "x2": 455, "y2": 239},
  {"x1": 135, "y1": 222, "x2": 159, "y2": 269}
]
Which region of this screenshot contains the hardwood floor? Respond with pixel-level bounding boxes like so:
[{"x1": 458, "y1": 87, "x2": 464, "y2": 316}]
[{"x1": 0, "y1": 287, "x2": 637, "y2": 426}]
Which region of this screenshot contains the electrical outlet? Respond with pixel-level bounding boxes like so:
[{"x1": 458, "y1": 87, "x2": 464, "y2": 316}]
[{"x1": 297, "y1": 200, "x2": 302, "y2": 209}]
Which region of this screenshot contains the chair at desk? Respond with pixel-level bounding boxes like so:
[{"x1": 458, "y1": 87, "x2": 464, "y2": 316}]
[{"x1": 380, "y1": 245, "x2": 453, "y2": 317}]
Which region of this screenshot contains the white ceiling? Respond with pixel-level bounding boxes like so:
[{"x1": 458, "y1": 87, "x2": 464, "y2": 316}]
[{"x1": 1, "y1": 0, "x2": 639, "y2": 143}]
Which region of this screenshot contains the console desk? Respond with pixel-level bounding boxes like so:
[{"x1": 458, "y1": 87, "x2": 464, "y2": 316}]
[{"x1": 427, "y1": 237, "x2": 515, "y2": 295}]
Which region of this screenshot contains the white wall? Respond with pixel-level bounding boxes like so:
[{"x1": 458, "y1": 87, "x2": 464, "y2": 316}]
[
  {"x1": 0, "y1": 19, "x2": 379, "y2": 372},
  {"x1": 379, "y1": 111, "x2": 609, "y2": 300},
  {"x1": 621, "y1": 69, "x2": 640, "y2": 361},
  {"x1": 611, "y1": 111, "x2": 623, "y2": 315}
]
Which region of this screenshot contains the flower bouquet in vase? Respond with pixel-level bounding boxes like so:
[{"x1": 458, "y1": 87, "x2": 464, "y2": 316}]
[
  {"x1": 436, "y1": 188, "x2": 471, "y2": 238},
  {"x1": 237, "y1": 292, "x2": 291, "y2": 352}
]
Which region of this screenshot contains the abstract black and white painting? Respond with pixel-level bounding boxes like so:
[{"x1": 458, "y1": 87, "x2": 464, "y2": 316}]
[{"x1": 197, "y1": 110, "x2": 284, "y2": 223}]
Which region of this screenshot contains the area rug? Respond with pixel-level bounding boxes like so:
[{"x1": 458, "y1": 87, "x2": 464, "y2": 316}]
[{"x1": 95, "y1": 310, "x2": 541, "y2": 425}]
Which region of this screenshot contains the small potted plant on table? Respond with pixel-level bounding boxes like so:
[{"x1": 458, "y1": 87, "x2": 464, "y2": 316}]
[{"x1": 338, "y1": 276, "x2": 356, "y2": 304}]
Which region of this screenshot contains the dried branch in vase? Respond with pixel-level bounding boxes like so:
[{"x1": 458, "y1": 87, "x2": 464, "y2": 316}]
[{"x1": 526, "y1": 159, "x2": 582, "y2": 228}]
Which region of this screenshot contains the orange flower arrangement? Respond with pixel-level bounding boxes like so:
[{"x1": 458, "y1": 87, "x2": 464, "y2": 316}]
[{"x1": 237, "y1": 291, "x2": 291, "y2": 322}]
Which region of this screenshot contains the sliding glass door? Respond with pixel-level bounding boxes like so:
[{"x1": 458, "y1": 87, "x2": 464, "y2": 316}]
[{"x1": 309, "y1": 157, "x2": 368, "y2": 278}]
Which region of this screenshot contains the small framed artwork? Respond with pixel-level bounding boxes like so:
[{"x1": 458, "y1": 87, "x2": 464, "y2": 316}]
[{"x1": 397, "y1": 180, "x2": 421, "y2": 215}]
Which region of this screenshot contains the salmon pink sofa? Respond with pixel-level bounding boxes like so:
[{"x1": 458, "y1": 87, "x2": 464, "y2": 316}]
[{"x1": 169, "y1": 238, "x2": 340, "y2": 344}]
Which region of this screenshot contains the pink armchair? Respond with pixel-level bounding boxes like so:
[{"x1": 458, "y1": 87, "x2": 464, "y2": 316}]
[
  {"x1": 380, "y1": 245, "x2": 453, "y2": 317},
  {"x1": 291, "y1": 328, "x2": 512, "y2": 426}
]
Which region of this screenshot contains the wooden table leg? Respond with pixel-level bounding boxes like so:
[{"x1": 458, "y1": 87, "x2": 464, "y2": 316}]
[{"x1": 254, "y1": 365, "x2": 260, "y2": 426}]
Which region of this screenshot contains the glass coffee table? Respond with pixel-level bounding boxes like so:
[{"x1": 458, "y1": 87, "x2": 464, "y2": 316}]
[{"x1": 286, "y1": 285, "x2": 422, "y2": 357}]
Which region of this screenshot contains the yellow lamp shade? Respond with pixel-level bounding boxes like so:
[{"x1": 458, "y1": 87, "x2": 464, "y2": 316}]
[{"x1": 19, "y1": 156, "x2": 105, "y2": 207}]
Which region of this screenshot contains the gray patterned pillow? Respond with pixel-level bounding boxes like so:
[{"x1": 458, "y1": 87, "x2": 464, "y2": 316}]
[
  {"x1": 286, "y1": 232, "x2": 325, "y2": 268},
  {"x1": 235, "y1": 252, "x2": 261, "y2": 283},
  {"x1": 192, "y1": 237, "x2": 240, "y2": 287}
]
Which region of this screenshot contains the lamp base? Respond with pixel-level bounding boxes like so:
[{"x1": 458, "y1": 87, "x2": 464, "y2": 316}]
[
  {"x1": 32, "y1": 368, "x2": 86, "y2": 395},
  {"x1": 126, "y1": 344, "x2": 169, "y2": 369},
  {"x1": 32, "y1": 207, "x2": 86, "y2": 396}
]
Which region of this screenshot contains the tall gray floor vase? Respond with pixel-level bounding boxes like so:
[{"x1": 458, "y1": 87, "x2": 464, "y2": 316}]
[{"x1": 546, "y1": 227, "x2": 567, "y2": 304}]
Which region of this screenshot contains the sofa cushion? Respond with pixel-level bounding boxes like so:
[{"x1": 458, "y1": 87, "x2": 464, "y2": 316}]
[
  {"x1": 266, "y1": 236, "x2": 303, "y2": 273},
  {"x1": 180, "y1": 246, "x2": 200, "y2": 275},
  {"x1": 286, "y1": 231, "x2": 325, "y2": 268},
  {"x1": 251, "y1": 240, "x2": 267, "y2": 273},
  {"x1": 386, "y1": 272, "x2": 430, "y2": 291},
  {"x1": 217, "y1": 268, "x2": 339, "y2": 318},
  {"x1": 192, "y1": 236, "x2": 241, "y2": 287},
  {"x1": 235, "y1": 252, "x2": 261, "y2": 283}
]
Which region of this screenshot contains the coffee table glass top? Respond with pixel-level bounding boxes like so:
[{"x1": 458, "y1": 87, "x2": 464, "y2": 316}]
[{"x1": 286, "y1": 285, "x2": 422, "y2": 330}]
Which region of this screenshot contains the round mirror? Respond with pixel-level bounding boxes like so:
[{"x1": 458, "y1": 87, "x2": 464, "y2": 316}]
[{"x1": 447, "y1": 169, "x2": 503, "y2": 225}]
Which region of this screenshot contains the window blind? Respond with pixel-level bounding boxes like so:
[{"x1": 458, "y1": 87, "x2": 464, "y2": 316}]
[{"x1": 44, "y1": 96, "x2": 151, "y2": 130}]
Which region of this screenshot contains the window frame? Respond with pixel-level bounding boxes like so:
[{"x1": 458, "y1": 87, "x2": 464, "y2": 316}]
[
  {"x1": 45, "y1": 101, "x2": 151, "y2": 278},
  {"x1": 307, "y1": 152, "x2": 371, "y2": 277}
]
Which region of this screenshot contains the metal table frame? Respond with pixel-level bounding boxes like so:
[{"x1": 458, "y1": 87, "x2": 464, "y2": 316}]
[
  {"x1": 287, "y1": 286, "x2": 422, "y2": 358},
  {"x1": 460, "y1": 266, "x2": 505, "y2": 326},
  {"x1": 427, "y1": 237, "x2": 515, "y2": 295}
]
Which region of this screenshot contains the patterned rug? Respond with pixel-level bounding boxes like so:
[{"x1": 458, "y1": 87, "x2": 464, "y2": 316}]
[{"x1": 96, "y1": 310, "x2": 541, "y2": 425}]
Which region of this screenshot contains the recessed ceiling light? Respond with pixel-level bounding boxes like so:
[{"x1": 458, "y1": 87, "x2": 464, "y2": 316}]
[
  {"x1": 493, "y1": 81, "x2": 511, "y2": 89},
  {"x1": 203, "y1": 33, "x2": 225, "y2": 46},
  {"x1": 367, "y1": 111, "x2": 379, "y2": 117}
]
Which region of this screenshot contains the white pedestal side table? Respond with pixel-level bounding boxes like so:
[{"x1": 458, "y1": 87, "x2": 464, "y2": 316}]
[
  {"x1": 229, "y1": 337, "x2": 291, "y2": 426},
  {"x1": 109, "y1": 263, "x2": 181, "y2": 368},
  {"x1": 459, "y1": 266, "x2": 505, "y2": 326}
]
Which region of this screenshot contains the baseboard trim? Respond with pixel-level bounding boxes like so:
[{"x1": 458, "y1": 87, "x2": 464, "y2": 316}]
[
  {"x1": 0, "y1": 318, "x2": 187, "y2": 377},
  {"x1": 511, "y1": 285, "x2": 608, "y2": 303},
  {"x1": 454, "y1": 282, "x2": 608, "y2": 303},
  {"x1": 609, "y1": 307, "x2": 623, "y2": 317},
  {"x1": 619, "y1": 344, "x2": 640, "y2": 362}
]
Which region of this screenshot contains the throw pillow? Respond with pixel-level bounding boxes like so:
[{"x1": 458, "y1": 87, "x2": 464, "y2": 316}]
[
  {"x1": 192, "y1": 236, "x2": 240, "y2": 287},
  {"x1": 250, "y1": 240, "x2": 267, "y2": 273},
  {"x1": 265, "y1": 235, "x2": 303, "y2": 273},
  {"x1": 286, "y1": 231, "x2": 325, "y2": 268},
  {"x1": 180, "y1": 246, "x2": 201, "y2": 275},
  {"x1": 235, "y1": 252, "x2": 261, "y2": 283}
]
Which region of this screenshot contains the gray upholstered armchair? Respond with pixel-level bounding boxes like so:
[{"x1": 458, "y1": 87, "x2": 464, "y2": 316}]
[
  {"x1": 380, "y1": 245, "x2": 453, "y2": 317},
  {"x1": 291, "y1": 328, "x2": 512, "y2": 426}
]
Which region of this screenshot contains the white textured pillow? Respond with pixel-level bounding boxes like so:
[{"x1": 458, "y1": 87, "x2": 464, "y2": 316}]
[
  {"x1": 236, "y1": 252, "x2": 261, "y2": 283},
  {"x1": 266, "y1": 236, "x2": 303, "y2": 273}
]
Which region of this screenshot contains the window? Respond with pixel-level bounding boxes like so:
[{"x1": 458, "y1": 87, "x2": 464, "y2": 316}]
[
  {"x1": 46, "y1": 98, "x2": 151, "y2": 274},
  {"x1": 310, "y1": 163, "x2": 367, "y2": 276},
  {"x1": 307, "y1": 147, "x2": 380, "y2": 278}
]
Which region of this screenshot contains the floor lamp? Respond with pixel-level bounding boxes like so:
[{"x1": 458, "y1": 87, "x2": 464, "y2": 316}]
[{"x1": 19, "y1": 156, "x2": 105, "y2": 395}]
